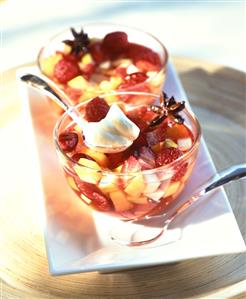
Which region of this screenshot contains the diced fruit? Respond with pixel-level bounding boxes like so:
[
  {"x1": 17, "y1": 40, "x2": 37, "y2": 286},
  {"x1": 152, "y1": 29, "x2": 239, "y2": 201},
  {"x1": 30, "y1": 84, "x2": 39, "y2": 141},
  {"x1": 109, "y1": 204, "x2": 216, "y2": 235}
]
[
  {"x1": 156, "y1": 147, "x2": 183, "y2": 167},
  {"x1": 136, "y1": 60, "x2": 160, "y2": 72},
  {"x1": 81, "y1": 53, "x2": 94, "y2": 65},
  {"x1": 102, "y1": 31, "x2": 128, "y2": 55},
  {"x1": 127, "y1": 43, "x2": 161, "y2": 66},
  {"x1": 126, "y1": 106, "x2": 157, "y2": 132},
  {"x1": 98, "y1": 175, "x2": 119, "y2": 193},
  {"x1": 67, "y1": 176, "x2": 79, "y2": 191},
  {"x1": 177, "y1": 138, "x2": 192, "y2": 151},
  {"x1": 121, "y1": 156, "x2": 141, "y2": 173},
  {"x1": 166, "y1": 123, "x2": 191, "y2": 142},
  {"x1": 143, "y1": 174, "x2": 160, "y2": 194},
  {"x1": 58, "y1": 132, "x2": 78, "y2": 152},
  {"x1": 79, "y1": 147, "x2": 109, "y2": 168},
  {"x1": 89, "y1": 42, "x2": 105, "y2": 63},
  {"x1": 127, "y1": 196, "x2": 148, "y2": 205},
  {"x1": 85, "y1": 96, "x2": 110, "y2": 122},
  {"x1": 67, "y1": 75, "x2": 89, "y2": 89},
  {"x1": 76, "y1": 181, "x2": 112, "y2": 211},
  {"x1": 109, "y1": 190, "x2": 133, "y2": 212},
  {"x1": 54, "y1": 58, "x2": 80, "y2": 83},
  {"x1": 134, "y1": 146, "x2": 155, "y2": 170},
  {"x1": 124, "y1": 174, "x2": 145, "y2": 197},
  {"x1": 40, "y1": 54, "x2": 62, "y2": 77},
  {"x1": 172, "y1": 162, "x2": 188, "y2": 182},
  {"x1": 164, "y1": 182, "x2": 181, "y2": 197},
  {"x1": 74, "y1": 158, "x2": 102, "y2": 184},
  {"x1": 71, "y1": 152, "x2": 95, "y2": 162},
  {"x1": 124, "y1": 72, "x2": 148, "y2": 85}
]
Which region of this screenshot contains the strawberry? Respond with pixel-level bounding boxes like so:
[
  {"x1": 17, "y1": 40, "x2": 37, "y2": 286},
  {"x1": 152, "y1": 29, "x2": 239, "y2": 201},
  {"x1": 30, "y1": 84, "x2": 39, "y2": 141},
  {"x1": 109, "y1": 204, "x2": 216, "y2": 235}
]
[
  {"x1": 127, "y1": 43, "x2": 161, "y2": 66},
  {"x1": 121, "y1": 155, "x2": 141, "y2": 173},
  {"x1": 58, "y1": 132, "x2": 78, "y2": 152},
  {"x1": 76, "y1": 180, "x2": 112, "y2": 211},
  {"x1": 156, "y1": 147, "x2": 183, "y2": 167},
  {"x1": 54, "y1": 58, "x2": 80, "y2": 83},
  {"x1": 85, "y1": 96, "x2": 110, "y2": 122},
  {"x1": 89, "y1": 42, "x2": 105, "y2": 64},
  {"x1": 102, "y1": 31, "x2": 128, "y2": 56}
]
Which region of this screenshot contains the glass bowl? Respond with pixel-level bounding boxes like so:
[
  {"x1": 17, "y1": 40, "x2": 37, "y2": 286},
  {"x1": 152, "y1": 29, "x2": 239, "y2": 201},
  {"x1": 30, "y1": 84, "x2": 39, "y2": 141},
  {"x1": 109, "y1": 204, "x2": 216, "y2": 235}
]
[
  {"x1": 54, "y1": 92, "x2": 201, "y2": 227},
  {"x1": 38, "y1": 23, "x2": 168, "y2": 106}
]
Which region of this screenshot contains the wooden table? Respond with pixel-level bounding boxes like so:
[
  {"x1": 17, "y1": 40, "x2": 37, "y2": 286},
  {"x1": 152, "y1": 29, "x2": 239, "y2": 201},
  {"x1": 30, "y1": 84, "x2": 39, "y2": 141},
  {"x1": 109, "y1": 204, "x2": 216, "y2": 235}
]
[{"x1": 1, "y1": 57, "x2": 245, "y2": 298}]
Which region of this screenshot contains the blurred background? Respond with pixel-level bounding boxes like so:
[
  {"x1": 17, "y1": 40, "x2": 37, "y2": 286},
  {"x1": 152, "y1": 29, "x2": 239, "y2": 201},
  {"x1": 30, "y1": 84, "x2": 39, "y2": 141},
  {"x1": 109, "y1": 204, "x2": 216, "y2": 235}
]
[{"x1": 1, "y1": 0, "x2": 245, "y2": 72}]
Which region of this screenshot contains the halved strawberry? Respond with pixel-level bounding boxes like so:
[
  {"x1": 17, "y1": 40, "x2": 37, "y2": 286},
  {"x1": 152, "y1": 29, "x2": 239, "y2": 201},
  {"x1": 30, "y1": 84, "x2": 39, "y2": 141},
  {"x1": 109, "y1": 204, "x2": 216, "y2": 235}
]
[
  {"x1": 75, "y1": 180, "x2": 112, "y2": 211},
  {"x1": 58, "y1": 132, "x2": 78, "y2": 152},
  {"x1": 85, "y1": 96, "x2": 110, "y2": 122},
  {"x1": 172, "y1": 162, "x2": 188, "y2": 182}
]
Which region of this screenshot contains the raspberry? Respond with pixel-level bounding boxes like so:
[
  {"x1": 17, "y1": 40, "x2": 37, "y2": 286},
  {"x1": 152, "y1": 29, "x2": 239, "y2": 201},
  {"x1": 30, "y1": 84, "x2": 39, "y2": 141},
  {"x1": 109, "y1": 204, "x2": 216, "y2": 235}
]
[
  {"x1": 102, "y1": 31, "x2": 128, "y2": 56},
  {"x1": 156, "y1": 147, "x2": 183, "y2": 167},
  {"x1": 76, "y1": 180, "x2": 112, "y2": 211},
  {"x1": 54, "y1": 58, "x2": 80, "y2": 83},
  {"x1": 58, "y1": 132, "x2": 78, "y2": 152},
  {"x1": 85, "y1": 97, "x2": 110, "y2": 122}
]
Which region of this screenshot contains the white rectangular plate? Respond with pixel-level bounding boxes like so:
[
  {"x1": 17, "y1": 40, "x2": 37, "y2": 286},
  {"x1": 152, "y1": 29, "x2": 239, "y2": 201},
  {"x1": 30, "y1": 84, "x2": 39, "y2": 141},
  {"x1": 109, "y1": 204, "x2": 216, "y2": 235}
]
[{"x1": 17, "y1": 62, "x2": 245, "y2": 276}]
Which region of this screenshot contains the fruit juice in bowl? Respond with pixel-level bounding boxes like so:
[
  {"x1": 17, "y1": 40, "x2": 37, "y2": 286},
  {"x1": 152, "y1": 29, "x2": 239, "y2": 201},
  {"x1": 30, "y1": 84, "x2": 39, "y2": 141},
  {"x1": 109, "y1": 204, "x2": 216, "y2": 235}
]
[
  {"x1": 38, "y1": 23, "x2": 168, "y2": 106},
  {"x1": 54, "y1": 92, "x2": 201, "y2": 245}
]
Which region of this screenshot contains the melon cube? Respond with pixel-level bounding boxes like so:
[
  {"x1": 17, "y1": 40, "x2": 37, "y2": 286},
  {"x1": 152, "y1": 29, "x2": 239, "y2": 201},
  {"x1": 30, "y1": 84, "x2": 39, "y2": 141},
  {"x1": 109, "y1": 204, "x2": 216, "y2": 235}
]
[
  {"x1": 67, "y1": 75, "x2": 89, "y2": 90},
  {"x1": 124, "y1": 174, "x2": 145, "y2": 197},
  {"x1": 74, "y1": 158, "x2": 101, "y2": 184},
  {"x1": 109, "y1": 190, "x2": 133, "y2": 212},
  {"x1": 80, "y1": 148, "x2": 109, "y2": 168}
]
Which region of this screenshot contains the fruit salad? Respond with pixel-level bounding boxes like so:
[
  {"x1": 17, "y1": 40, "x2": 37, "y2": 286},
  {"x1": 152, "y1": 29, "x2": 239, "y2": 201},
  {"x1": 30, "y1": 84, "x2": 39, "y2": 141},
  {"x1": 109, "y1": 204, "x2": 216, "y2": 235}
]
[
  {"x1": 39, "y1": 24, "x2": 168, "y2": 105},
  {"x1": 55, "y1": 92, "x2": 201, "y2": 220}
]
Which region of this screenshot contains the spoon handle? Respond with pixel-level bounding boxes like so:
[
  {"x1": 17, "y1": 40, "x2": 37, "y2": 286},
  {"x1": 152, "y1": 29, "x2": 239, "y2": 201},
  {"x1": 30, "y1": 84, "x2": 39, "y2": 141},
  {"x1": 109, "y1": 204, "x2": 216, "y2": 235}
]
[
  {"x1": 166, "y1": 163, "x2": 246, "y2": 223},
  {"x1": 20, "y1": 73, "x2": 86, "y2": 128}
]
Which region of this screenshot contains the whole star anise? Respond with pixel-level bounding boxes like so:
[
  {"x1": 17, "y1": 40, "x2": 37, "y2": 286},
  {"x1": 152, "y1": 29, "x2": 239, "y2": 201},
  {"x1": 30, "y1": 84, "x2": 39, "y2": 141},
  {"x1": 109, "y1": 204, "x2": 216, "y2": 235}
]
[
  {"x1": 149, "y1": 92, "x2": 185, "y2": 127},
  {"x1": 63, "y1": 27, "x2": 90, "y2": 56}
]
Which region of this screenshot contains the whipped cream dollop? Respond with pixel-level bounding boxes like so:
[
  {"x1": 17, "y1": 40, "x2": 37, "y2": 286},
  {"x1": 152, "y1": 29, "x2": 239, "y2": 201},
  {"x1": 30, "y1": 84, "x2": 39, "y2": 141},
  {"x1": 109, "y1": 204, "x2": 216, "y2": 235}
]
[{"x1": 83, "y1": 104, "x2": 140, "y2": 151}]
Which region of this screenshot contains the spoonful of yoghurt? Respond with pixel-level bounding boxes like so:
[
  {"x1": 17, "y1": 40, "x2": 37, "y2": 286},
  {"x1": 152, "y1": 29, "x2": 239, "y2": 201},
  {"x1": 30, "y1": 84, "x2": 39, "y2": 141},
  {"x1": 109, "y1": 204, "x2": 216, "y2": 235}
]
[{"x1": 20, "y1": 73, "x2": 140, "y2": 153}]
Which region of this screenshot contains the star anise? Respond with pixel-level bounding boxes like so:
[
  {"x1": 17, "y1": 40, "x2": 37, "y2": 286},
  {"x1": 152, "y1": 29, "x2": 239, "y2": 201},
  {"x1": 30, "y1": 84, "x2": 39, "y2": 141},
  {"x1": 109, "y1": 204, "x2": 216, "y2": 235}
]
[
  {"x1": 149, "y1": 92, "x2": 185, "y2": 127},
  {"x1": 63, "y1": 27, "x2": 90, "y2": 56}
]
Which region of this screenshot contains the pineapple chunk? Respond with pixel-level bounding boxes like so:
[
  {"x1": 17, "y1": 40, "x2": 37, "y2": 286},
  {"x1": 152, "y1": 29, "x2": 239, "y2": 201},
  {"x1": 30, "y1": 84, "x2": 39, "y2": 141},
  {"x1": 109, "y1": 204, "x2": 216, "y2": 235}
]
[
  {"x1": 80, "y1": 148, "x2": 109, "y2": 168},
  {"x1": 40, "y1": 54, "x2": 62, "y2": 77},
  {"x1": 124, "y1": 175, "x2": 145, "y2": 197},
  {"x1": 109, "y1": 190, "x2": 133, "y2": 212},
  {"x1": 81, "y1": 53, "x2": 94, "y2": 65},
  {"x1": 67, "y1": 75, "x2": 89, "y2": 90},
  {"x1": 74, "y1": 158, "x2": 101, "y2": 184},
  {"x1": 127, "y1": 196, "x2": 148, "y2": 205},
  {"x1": 165, "y1": 182, "x2": 180, "y2": 197},
  {"x1": 98, "y1": 175, "x2": 119, "y2": 194},
  {"x1": 67, "y1": 176, "x2": 79, "y2": 191}
]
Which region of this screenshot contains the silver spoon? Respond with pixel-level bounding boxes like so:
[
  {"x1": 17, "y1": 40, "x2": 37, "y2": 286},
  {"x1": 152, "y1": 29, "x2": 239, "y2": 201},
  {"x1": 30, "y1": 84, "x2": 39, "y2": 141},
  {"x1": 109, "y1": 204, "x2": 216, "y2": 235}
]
[
  {"x1": 110, "y1": 163, "x2": 246, "y2": 246},
  {"x1": 20, "y1": 73, "x2": 134, "y2": 153}
]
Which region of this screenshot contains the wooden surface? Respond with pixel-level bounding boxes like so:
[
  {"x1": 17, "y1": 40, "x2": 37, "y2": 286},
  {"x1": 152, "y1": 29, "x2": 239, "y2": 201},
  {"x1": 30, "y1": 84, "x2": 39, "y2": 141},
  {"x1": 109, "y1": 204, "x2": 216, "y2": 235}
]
[{"x1": 1, "y1": 57, "x2": 246, "y2": 299}]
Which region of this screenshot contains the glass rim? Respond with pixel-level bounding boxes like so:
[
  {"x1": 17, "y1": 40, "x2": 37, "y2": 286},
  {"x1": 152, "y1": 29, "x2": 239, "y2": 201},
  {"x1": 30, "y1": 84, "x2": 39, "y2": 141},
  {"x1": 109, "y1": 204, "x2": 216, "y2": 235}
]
[
  {"x1": 37, "y1": 22, "x2": 169, "y2": 87},
  {"x1": 54, "y1": 91, "x2": 201, "y2": 176}
]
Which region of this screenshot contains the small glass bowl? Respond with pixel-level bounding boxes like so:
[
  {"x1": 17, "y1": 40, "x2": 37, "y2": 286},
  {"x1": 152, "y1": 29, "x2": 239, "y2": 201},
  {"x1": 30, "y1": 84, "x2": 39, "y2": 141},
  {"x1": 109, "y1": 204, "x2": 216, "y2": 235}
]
[{"x1": 38, "y1": 23, "x2": 168, "y2": 106}]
